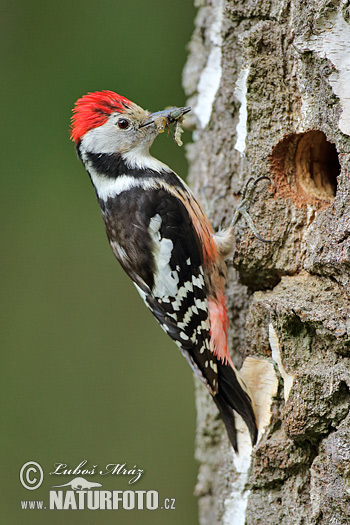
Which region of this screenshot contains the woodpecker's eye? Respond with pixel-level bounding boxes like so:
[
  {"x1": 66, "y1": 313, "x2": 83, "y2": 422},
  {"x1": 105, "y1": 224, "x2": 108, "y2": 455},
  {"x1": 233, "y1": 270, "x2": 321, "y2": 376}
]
[{"x1": 117, "y1": 119, "x2": 130, "y2": 129}]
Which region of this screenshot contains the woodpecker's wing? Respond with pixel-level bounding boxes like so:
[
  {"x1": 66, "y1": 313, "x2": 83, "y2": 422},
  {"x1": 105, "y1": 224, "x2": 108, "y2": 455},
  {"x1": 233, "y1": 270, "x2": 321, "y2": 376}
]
[{"x1": 105, "y1": 184, "x2": 219, "y2": 394}]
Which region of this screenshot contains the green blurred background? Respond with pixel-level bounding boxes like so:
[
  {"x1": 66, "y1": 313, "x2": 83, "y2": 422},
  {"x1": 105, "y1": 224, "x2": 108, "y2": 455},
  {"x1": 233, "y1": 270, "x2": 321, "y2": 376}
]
[{"x1": 1, "y1": 1, "x2": 199, "y2": 523}]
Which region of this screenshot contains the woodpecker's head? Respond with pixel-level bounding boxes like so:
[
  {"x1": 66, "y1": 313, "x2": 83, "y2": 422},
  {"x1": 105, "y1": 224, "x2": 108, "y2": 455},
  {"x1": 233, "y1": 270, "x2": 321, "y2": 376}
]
[{"x1": 71, "y1": 90, "x2": 189, "y2": 159}]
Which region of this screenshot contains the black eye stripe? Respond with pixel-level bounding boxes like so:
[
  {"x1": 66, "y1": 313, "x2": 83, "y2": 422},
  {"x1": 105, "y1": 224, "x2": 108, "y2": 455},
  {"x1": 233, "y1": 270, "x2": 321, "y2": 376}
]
[{"x1": 118, "y1": 119, "x2": 129, "y2": 129}]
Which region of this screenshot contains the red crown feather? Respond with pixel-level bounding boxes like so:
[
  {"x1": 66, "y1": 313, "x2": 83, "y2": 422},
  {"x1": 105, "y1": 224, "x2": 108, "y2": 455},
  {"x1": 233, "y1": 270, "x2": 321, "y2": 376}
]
[{"x1": 70, "y1": 90, "x2": 132, "y2": 143}]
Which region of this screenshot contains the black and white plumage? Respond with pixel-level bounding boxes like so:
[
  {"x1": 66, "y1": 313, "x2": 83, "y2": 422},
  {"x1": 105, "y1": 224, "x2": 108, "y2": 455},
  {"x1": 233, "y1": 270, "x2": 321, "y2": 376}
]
[{"x1": 71, "y1": 91, "x2": 258, "y2": 451}]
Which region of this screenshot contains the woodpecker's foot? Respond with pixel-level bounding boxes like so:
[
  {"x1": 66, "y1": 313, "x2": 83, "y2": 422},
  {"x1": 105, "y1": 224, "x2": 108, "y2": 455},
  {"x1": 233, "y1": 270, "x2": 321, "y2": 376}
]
[{"x1": 230, "y1": 176, "x2": 271, "y2": 243}]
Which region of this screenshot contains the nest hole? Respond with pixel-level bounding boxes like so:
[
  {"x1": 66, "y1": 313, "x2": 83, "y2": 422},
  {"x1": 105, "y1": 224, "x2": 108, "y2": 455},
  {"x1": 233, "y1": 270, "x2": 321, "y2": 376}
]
[
  {"x1": 296, "y1": 131, "x2": 339, "y2": 200},
  {"x1": 271, "y1": 131, "x2": 340, "y2": 207}
]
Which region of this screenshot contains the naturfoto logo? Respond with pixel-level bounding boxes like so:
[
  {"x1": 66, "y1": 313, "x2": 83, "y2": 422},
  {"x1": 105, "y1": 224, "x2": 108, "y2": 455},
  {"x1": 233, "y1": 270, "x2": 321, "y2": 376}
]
[{"x1": 50, "y1": 460, "x2": 144, "y2": 484}]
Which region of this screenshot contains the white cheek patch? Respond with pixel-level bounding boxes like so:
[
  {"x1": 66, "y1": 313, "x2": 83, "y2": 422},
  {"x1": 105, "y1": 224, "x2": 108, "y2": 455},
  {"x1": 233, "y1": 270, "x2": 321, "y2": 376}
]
[
  {"x1": 148, "y1": 214, "x2": 179, "y2": 298},
  {"x1": 81, "y1": 120, "x2": 120, "y2": 154}
]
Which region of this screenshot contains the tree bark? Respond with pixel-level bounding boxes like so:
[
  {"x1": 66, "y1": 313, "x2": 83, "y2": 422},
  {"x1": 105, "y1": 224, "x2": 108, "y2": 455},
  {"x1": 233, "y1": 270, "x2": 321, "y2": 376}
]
[{"x1": 183, "y1": 1, "x2": 350, "y2": 523}]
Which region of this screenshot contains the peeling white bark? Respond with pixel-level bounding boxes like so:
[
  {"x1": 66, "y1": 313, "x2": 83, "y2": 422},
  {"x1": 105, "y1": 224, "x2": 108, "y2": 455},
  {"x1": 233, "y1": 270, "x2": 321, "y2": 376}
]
[
  {"x1": 234, "y1": 67, "x2": 249, "y2": 154},
  {"x1": 296, "y1": 8, "x2": 350, "y2": 136},
  {"x1": 193, "y1": 0, "x2": 224, "y2": 128},
  {"x1": 222, "y1": 357, "x2": 279, "y2": 525}
]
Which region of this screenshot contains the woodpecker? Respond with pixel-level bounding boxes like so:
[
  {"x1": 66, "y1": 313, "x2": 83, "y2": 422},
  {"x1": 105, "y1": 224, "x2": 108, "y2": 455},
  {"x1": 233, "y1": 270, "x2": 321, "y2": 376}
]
[{"x1": 71, "y1": 90, "x2": 260, "y2": 451}]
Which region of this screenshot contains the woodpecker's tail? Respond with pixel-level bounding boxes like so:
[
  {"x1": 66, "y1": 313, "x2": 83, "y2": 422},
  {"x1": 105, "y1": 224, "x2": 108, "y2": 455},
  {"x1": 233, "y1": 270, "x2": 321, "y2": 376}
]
[{"x1": 213, "y1": 360, "x2": 258, "y2": 452}]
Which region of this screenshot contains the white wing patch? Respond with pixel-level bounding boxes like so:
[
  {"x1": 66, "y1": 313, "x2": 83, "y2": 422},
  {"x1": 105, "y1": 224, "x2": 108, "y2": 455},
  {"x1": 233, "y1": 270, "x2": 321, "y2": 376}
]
[{"x1": 148, "y1": 214, "x2": 179, "y2": 298}]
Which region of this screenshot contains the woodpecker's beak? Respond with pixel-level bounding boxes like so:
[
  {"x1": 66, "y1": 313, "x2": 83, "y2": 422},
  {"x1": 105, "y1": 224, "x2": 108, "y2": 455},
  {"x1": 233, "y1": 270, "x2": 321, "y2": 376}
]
[{"x1": 140, "y1": 106, "x2": 191, "y2": 132}]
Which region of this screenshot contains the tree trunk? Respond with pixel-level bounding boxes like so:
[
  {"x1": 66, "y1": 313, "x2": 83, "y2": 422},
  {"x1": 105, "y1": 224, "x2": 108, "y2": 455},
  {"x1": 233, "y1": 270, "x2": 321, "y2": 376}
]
[{"x1": 183, "y1": 1, "x2": 350, "y2": 523}]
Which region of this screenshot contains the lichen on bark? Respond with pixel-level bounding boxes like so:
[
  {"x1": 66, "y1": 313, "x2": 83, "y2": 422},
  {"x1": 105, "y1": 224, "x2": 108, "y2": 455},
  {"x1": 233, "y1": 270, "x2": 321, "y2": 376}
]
[{"x1": 183, "y1": 0, "x2": 350, "y2": 523}]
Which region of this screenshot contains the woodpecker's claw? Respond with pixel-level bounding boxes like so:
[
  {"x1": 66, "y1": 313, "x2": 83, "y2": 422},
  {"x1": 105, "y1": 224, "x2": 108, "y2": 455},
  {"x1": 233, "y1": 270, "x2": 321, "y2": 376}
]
[{"x1": 230, "y1": 176, "x2": 271, "y2": 243}]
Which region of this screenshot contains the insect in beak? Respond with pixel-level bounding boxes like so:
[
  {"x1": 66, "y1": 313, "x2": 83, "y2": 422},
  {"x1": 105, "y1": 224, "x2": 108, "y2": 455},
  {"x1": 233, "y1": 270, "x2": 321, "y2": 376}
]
[
  {"x1": 140, "y1": 106, "x2": 191, "y2": 145},
  {"x1": 140, "y1": 106, "x2": 191, "y2": 128}
]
